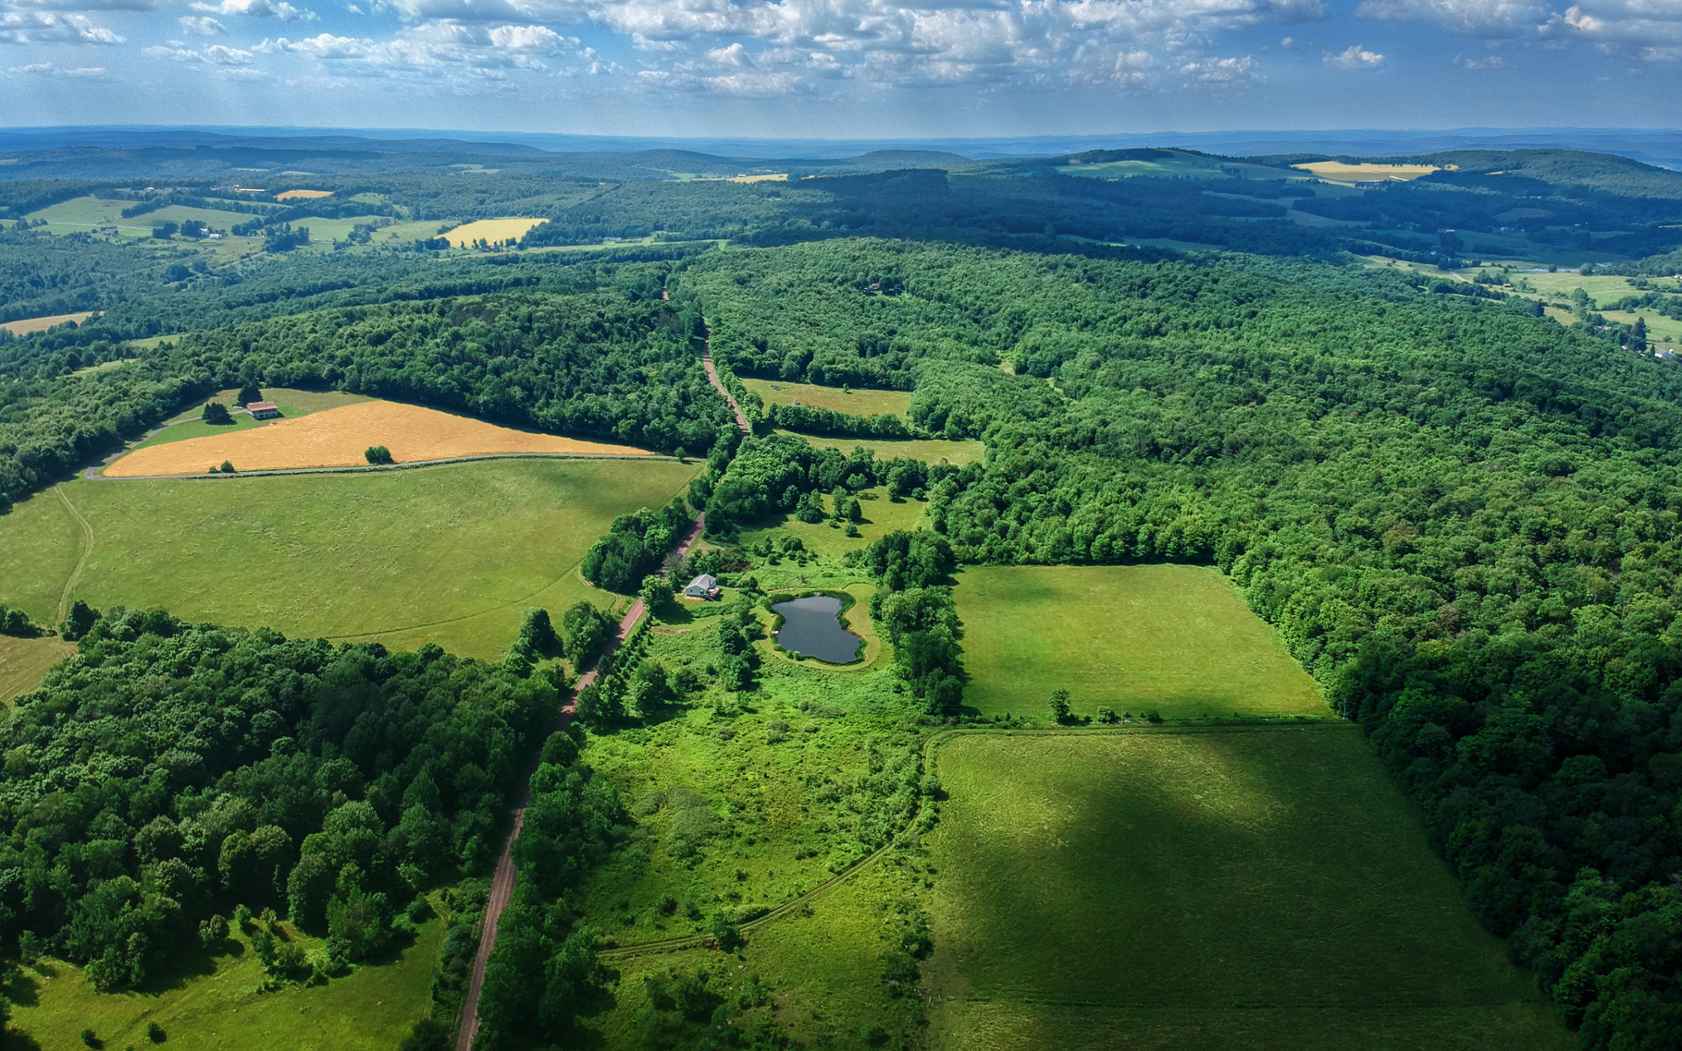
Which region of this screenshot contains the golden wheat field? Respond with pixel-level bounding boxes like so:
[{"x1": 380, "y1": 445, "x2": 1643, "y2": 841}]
[
  {"x1": 103, "y1": 400, "x2": 654, "y2": 477},
  {"x1": 442, "y1": 217, "x2": 548, "y2": 247},
  {"x1": 1, "y1": 311, "x2": 97, "y2": 336},
  {"x1": 1293, "y1": 161, "x2": 1441, "y2": 183},
  {"x1": 275, "y1": 188, "x2": 334, "y2": 201},
  {"x1": 729, "y1": 172, "x2": 789, "y2": 184}
]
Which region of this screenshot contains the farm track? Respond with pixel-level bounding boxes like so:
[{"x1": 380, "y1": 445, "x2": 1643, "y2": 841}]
[
  {"x1": 454, "y1": 324, "x2": 748, "y2": 1051},
  {"x1": 54, "y1": 486, "x2": 94, "y2": 626}
]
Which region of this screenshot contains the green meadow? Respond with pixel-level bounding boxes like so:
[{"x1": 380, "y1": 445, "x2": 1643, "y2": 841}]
[
  {"x1": 27, "y1": 196, "x2": 257, "y2": 237},
  {"x1": 924, "y1": 728, "x2": 1571, "y2": 1050},
  {"x1": 779, "y1": 430, "x2": 984, "y2": 467},
  {"x1": 737, "y1": 486, "x2": 927, "y2": 559},
  {"x1": 743, "y1": 378, "x2": 913, "y2": 418},
  {"x1": 0, "y1": 458, "x2": 699, "y2": 660},
  {"x1": 131, "y1": 387, "x2": 368, "y2": 450},
  {"x1": 955, "y1": 564, "x2": 1327, "y2": 720}
]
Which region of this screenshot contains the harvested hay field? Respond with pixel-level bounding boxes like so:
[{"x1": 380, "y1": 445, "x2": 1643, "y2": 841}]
[
  {"x1": 104, "y1": 399, "x2": 654, "y2": 477},
  {"x1": 1293, "y1": 160, "x2": 1441, "y2": 183},
  {"x1": 0, "y1": 635, "x2": 74, "y2": 707},
  {"x1": 1, "y1": 311, "x2": 98, "y2": 336},
  {"x1": 442, "y1": 217, "x2": 548, "y2": 247},
  {"x1": 275, "y1": 188, "x2": 333, "y2": 201},
  {"x1": 730, "y1": 172, "x2": 788, "y2": 184}
]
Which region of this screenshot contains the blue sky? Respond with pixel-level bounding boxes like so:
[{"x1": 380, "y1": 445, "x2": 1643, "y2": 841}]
[{"x1": 1, "y1": 0, "x2": 1679, "y2": 138}]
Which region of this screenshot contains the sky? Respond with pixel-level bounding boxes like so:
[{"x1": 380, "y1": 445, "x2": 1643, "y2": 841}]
[{"x1": 0, "y1": 0, "x2": 1679, "y2": 138}]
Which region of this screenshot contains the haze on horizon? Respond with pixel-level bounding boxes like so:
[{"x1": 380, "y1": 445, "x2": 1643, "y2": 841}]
[{"x1": 0, "y1": 0, "x2": 1679, "y2": 139}]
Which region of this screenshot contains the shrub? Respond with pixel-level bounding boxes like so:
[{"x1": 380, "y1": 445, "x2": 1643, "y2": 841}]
[
  {"x1": 81, "y1": 1030, "x2": 101, "y2": 1049},
  {"x1": 148, "y1": 1021, "x2": 167, "y2": 1043},
  {"x1": 1097, "y1": 706, "x2": 1120, "y2": 724},
  {"x1": 365, "y1": 445, "x2": 394, "y2": 465},
  {"x1": 201, "y1": 401, "x2": 232, "y2": 425}
]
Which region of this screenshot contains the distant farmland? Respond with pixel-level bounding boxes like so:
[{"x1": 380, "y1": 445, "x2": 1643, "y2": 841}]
[
  {"x1": 1294, "y1": 160, "x2": 1440, "y2": 183},
  {"x1": 0, "y1": 310, "x2": 97, "y2": 336},
  {"x1": 275, "y1": 188, "x2": 333, "y2": 201},
  {"x1": 925, "y1": 728, "x2": 1571, "y2": 1050},
  {"x1": 744, "y1": 378, "x2": 913, "y2": 418},
  {"x1": 442, "y1": 217, "x2": 548, "y2": 246}
]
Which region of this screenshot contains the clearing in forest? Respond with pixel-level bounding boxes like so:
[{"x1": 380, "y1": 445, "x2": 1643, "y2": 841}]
[
  {"x1": 1293, "y1": 160, "x2": 1440, "y2": 183},
  {"x1": 105, "y1": 399, "x2": 654, "y2": 477},
  {"x1": 925, "y1": 728, "x2": 1571, "y2": 1050},
  {"x1": 0, "y1": 458, "x2": 701, "y2": 659},
  {"x1": 0, "y1": 310, "x2": 98, "y2": 336},
  {"x1": 442, "y1": 217, "x2": 548, "y2": 246},
  {"x1": 730, "y1": 172, "x2": 789, "y2": 183},
  {"x1": 956, "y1": 564, "x2": 1326, "y2": 719},
  {"x1": 781, "y1": 431, "x2": 984, "y2": 467},
  {"x1": 275, "y1": 188, "x2": 333, "y2": 200},
  {"x1": 743, "y1": 378, "x2": 913, "y2": 418},
  {"x1": 131, "y1": 387, "x2": 367, "y2": 450},
  {"x1": 0, "y1": 635, "x2": 75, "y2": 707}
]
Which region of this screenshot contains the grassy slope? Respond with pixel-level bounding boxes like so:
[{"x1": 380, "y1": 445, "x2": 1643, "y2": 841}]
[
  {"x1": 0, "y1": 458, "x2": 699, "y2": 660},
  {"x1": 737, "y1": 486, "x2": 927, "y2": 560},
  {"x1": 956, "y1": 564, "x2": 1328, "y2": 720},
  {"x1": 925, "y1": 728, "x2": 1570, "y2": 1050},
  {"x1": 779, "y1": 431, "x2": 985, "y2": 467},
  {"x1": 743, "y1": 378, "x2": 913, "y2": 418},
  {"x1": 0, "y1": 635, "x2": 74, "y2": 707},
  {"x1": 7, "y1": 911, "x2": 443, "y2": 1051},
  {"x1": 132, "y1": 388, "x2": 369, "y2": 450}
]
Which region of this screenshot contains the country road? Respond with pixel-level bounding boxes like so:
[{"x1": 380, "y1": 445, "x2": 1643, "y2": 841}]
[{"x1": 453, "y1": 325, "x2": 747, "y2": 1051}]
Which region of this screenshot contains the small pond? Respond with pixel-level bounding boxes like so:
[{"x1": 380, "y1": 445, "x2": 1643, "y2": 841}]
[{"x1": 772, "y1": 595, "x2": 863, "y2": 664}]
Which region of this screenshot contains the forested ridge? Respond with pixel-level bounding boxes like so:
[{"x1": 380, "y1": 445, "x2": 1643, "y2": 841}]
[{"x1": 688, "y1": 237, "x2": 1682, "y2": 1047}]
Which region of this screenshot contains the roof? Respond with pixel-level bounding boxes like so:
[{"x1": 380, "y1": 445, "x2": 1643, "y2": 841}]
[
  {"x1": 247, "y1": 401, "x2": 279, "y2": 412},
  {"x1": 688, "y1": 574, "x2": 718, "y2": 589}
]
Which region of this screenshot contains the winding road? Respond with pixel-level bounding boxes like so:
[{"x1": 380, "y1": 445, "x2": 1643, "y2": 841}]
[{"x1": 453, "y1": 320, "x2": 747, "y2": 1051}]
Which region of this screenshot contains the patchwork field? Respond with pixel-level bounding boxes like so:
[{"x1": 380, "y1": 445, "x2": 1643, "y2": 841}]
[
  {"x1": 1294, "y1": 160, "x2": 1440, "y2": 183},
  {"x1": 0, "y1": 310, "x2": 98, "y2": 336},
  {"x1": 956, "y1": 564, "x2": 1327, "y2": 720},
  {"x1": 781, "y1": 431, "x2": 984, "y2": 467},
  {"x1": 0, "y1": 635, "x2": 74, "y2": 706},
  {"x1": 442, "y1": 217, "x2": 548, "y2": 247},
  {"x1": 106, "y1": 399, "x2": 654, "y2": 476},
  {"x1": 131, "y1": 387, "x2": 367, "y2": 450},
  {"x1": 7, "y1": 907, "x2": 443, "y2": 1051},
  {"x1": 744, "y1": 378, "x2": 913, "y2": 418},
  {"x1": 0, "y1": 458, "x2": 700, "y2": 659},
  {"x1": 924, "y1": 728, "x2": 1570, "y2": 1050}
]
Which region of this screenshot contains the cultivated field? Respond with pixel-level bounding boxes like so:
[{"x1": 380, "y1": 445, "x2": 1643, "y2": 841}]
[
  {"x1": 275, "y1": 188, "x2": 333, "y2": 201},
  {"x1": 781, "y1": 431, "x2": 984, "y2": 466},
  {"x1": 744, "y1": 378, "x2": 913, "y2": 418},
  {"x1": 0, "y1": 310, "x2": 98, "y2": 336},
  {"x1": 1294, "y1": 160, "x2": 1441, "y2": 182},
  {"x1": 442, "y1": 217, "x2": 548, "y2": 247},
  {"x1": 924, "y1": 728, "x2": 1571, "y2": 1050},
  {"x1": 106, "y1": 399, "x2": 654, "y2": 476},
  {"x1": 0, "y1": 458, "x2": 700, "y2": 659},
  {"x1": 8, "y1": 908, "x2": 443, "y2": 1051},
  {"x1": 730, "y1": 172, "x2": 789, "y2": 184},
  {"x1": 0, "y1": 635, "x2": 74, "y2": 707},
  {"x1": 132, "y1": 387, "x2": 367, "y2": 450},
  {"x1": 955, "y1": 564, "x2": 1327, "y2": 719}
]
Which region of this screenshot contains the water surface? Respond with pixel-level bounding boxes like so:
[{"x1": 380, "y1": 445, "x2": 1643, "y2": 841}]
[{"x1": 772, "y1": 595, "x2": 862, "y2": 664}]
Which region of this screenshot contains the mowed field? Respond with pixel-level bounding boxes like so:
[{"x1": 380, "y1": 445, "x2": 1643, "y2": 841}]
[
  {"x1": 925, "y1": 728, "x2": 1571, "y2": 1050},
  {"x1": 780, "y1": 431, "x2": 985, "y2": 467},
  {"x1": 1293, "y1": 160, "x2": 1440, "y2": 183},
  {"x1": 956, "y1": 564, "x2": 1327, "y2": 719},
  {"x1": 275, "y1": 188, "x2": 333, "y2": 201},
  {"x1": 442, "y1": 217, "x2": 548, "y2": 246},
  {"x1": 0, "y1": 310, "x2": 97, "y2": 336},
  {"x1": 0, "y1": 458, "x2": 700, "y2": 659},
  {"x1": 744, "y1": 378, "x2": 913, "y2": 418},
  {"x1": 0, "y1": 635, "x2": 74, "y2": 706},
  {"x1": 26, "y1": 195, "x2": 256, "y2": 236},
  {"x1": 107, "y1": 399, "x2": 655, "y2": 476}
]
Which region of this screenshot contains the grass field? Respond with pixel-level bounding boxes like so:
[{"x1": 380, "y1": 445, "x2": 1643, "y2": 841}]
[
  {"x1": 743, "y1": 378, "x2": 913, "y2": 418},
  {"x1": 738, "y1": 487, "x2": 927, "y2": 560},
  {"x1": 289, "y1": 214, "x2": 387, "y2": 244},
  {"x1": 955, "y1": 564, "x2": 1327, "y2": 720},
  {"x1": 1058, "y1": 152, "x2": 1296, "y2": 182},
  {"x1": 0, "y1": 458, "x2": 699, "y2": 659},
  {"x1": 372, "y1": 220, "x2": 450, "y2": 244},
  {"x1": 108, "y1": 399, "x2": 654, "y2": 476},
  {"x1": 27, "y1": 196, "x2": 257, "y2": 237},
  {"x1": 0, "y1": 635, "x2": 74, "y2": 707},
  {"x1": 131, "y1": 387, "x2": 368, "y2": 451},
  {"x1": 6, "y1": 908, "x2": 443, "y2": 1051},
  {"x1": 0, "y1": 310, "x2": 97, "y2": 336},
  {"x1": 442, "y1": 217, "x2": 548, "y2": 247},
  {"x1": 924, "y1": 728, "x2": 1569, "y2": 1050},
  {"x1": 779, "y1": 431, "x2": 984, "y2": 467},
  {"x1": 1293, "y1": 160, "x2": 1440, "y2": 183}
]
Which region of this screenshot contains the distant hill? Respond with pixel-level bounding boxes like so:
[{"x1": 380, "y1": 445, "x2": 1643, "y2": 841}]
[
  {"x1": 847, "y1": 149, "x2": 970, "y2": 168},
  {"x1": 1422, "y1": 149, "x2": 1682, "y2": 198}
]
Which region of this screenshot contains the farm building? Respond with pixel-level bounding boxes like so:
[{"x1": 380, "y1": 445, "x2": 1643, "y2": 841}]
[
  {"x1": 684, "y1": 573, "x2": 722, "y2": 600},
  {"x1": 248, "y1": 401, "x2": 281, "y2": 420}
]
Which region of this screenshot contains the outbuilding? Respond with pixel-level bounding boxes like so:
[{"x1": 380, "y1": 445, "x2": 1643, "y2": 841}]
[{"x1": 247, "y1": 401, "x2": 281, "y2": 420}]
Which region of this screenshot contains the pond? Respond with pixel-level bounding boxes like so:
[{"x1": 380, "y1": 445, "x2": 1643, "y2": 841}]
[{"x1": 772, "y1": 595, "x2": 863, "y2": 664}]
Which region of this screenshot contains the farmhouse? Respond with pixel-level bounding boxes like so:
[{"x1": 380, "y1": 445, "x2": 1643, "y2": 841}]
[
  {"x1": 684, "y1": 573, "x2": 722, "y2": 600},
  {"x1": 247, "y1": 401, "x2": 281, "y2": 420}
]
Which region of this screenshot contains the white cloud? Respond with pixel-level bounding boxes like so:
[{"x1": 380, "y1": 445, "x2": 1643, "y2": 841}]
[
  {"x1": 1325, "y1": 42, "x2": 1386, "y2": 68},
  {"x1": 144, "y1": 41, "x2": 258, "y2": 66},
  {"x1": 0, "y1": 11, "x2": 123, "y2": 45},
  {"x1": 7, "y1": 60, "x2": 109, "y2": 76},
  {"x1": 1181, "y1": 54, "x2": 1258, "y2": 83},
  {"x1": 191, "y1": 0, "x2": 316, "y2": 22},
  {"x1": 486, "y1": 23, "x2": 571, "y2": 51},
  {"x1": 5, "y1": 0, "x2": 152, "y2": 10},
  {"x1": 1560, "y1": 2, "x2": 1682, "y2": 47},
  {"x1": 178, "y1": 15, "x2": 227, "y2": 35},
  {"x1": 1357, "y1": 0, "x2": 1548, "y2": 36},
  {"x1": 1456, "y1": 52, "x2": 1505, "y2": 68}
]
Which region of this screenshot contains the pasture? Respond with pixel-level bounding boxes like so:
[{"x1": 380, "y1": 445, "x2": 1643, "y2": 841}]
[
  {"x1": 131, "y1": 387, "x2": 366, "y2": 451},
  {"x1": 107, "y1": 399, "x2": 654, "y2": 476},
  {"x1": 955, "y1": 564, "x2": 1327, "y2": 720},
  {"x1": 288, "y1": 214, "x2": 387, "y2": 244},
  {"x1": 1294, "y1": 160, "x2": 1440, "y2": 182},
  {"x1": 0, "y1": 310, "x2": 98, "y2": 336},
  {"x1": 780, "y1": 431, "x2": 984, "y2": 466},
  {"x1": 743, "y1": 378, "x2": 913, "y2": 419},
  {"x1": 442, "y1": 217, "x2": 548, "y2": 247},
  {"x1": 924, "y1": 728, "x2": 1571, "y2": 1050},
  {"x1": 7, "y1": 908, "x2": 443, "y2": 1051},
  {"x1": 737, "y1": 486, "x2": 927, "y2": 560},
  {"x1": 0, "y1": 635, "x2": 74, "y2": 707},
  {"x1": 0, "y1": 458, "x2": 700, "y2": 659}
]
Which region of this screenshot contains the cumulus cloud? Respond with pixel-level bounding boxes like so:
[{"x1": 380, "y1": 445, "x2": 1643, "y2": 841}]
[
  {"x1": 1560, "y1": 2, "x2": 1682, "y2": 46},
  {"x1": 5, "y1": 0, "x2": 152, "y2": 10},
  {"x1": 0, "y1": 12, "x2": 124, "y2": 45},
  {"x1": 1357, "y1": 0, "x2": 1548, "y2": 36},
  {"x1": 178, "y1": 15, "x2": 226, "y2": 35},
  {"x1": 1456, "y1": 52, "x2": 1505, "y2": 69},
  {"x1": 1181, "y1": 54, "x2": 1258, "y2": 84},
  {"x1": 191, "y1": 0, "x2": 316, "y2": 22},
  {"x1": 7, "y1": 60, "x2": 108, "y2": 76},
  {"x1": 1325, "y1": 42, "x2": 1386, "y2": 68},
  {"x1": 257, "y1": 21, "x2": 592, "y2": 85}
]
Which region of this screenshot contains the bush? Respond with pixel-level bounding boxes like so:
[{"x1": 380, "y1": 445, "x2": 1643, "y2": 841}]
[
  {"x1": 365, "y1": 445, "x2": 394, "y2": 465},
  {"x1": 148, "y1": 1020, "x2": 167, "y2": 1043},
  {"x1": 217, "y1": 459, "x2": 236, "y2": 474},
  {"x1": 201, "y1": 401, "x2": 232, "y2": 425},
  {"x1": 81, "y1": 1030, "x2": 101, "y2": 1049},
  {"x1": 1097, "y1": 706, "x2": 1120, "y2": 725}
]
